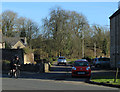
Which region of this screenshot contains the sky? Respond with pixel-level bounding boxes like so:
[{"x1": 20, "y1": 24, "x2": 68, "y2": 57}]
[{"x1": 2, "y1": 2, "x2": 119, "y2": 27}]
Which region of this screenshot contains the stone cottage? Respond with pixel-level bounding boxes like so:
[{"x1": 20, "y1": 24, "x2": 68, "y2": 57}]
[
  {"x1": 2, "y1": 36, "x2": 27, "y2": 49},
  {"x1": 1, "y1": 31, "x2": 34, "y2": 64}
]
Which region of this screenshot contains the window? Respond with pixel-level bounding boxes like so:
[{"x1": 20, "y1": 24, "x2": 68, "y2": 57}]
[
  {"x1": 17, "y1": 46, "x2": 20, "y2": 49},
  {"x1": 59, "y1": 57, "x2": 65, "y2": 59},
  {"x1": 98, "y1": 58, "x2": 110, "y2": 61},
  {"x1": 74, "y1": 61, "x2": 89, "y2": 66}
]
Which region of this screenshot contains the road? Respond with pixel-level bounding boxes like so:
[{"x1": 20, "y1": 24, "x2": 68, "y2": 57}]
[{"x1": 2, "y1": 64, "x2": 120, "y2": 91}]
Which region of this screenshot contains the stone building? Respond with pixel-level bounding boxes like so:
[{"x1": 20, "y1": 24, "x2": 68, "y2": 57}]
[
  {"x1": 109, "y1": 3, "x2": 120, "y2": 68},
  {"x1": 0, "y1": 31, "x2": 34, "y2": 64},
  {"x1": 2, "y1": 36, "x2": 27, "y2": 49}
]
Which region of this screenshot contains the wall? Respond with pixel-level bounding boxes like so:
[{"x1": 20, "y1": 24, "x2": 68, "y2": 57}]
[
  {"x1": 110, "y1": 11, "x2": 120, "y2": 68},
  {"x1": 0, "y1": 43, "x2": 2, "y2": 49},
  {"x1": 1, "y1": 49, "x2": 24, "y2": 64},
  {"x1": 2, "y1": 49, "x2": 35, "y2": 65},
  {"x1": 0, "y1": 42, "x2": 5, "y2": 49},
  {"x1": 24, "y1": 53, "x2": 34, "y2": 64}
]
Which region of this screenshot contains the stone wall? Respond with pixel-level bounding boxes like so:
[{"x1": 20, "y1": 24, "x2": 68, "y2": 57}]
[
  {"x1": 1, "y1": 49, "x2": 24, "y2": 64},
  {"x1": 1, "y1": 49, "x2": 35, "y2": 64},
  {"x1": 2, "y1": 62, "x2": 50, "y2": 73}
]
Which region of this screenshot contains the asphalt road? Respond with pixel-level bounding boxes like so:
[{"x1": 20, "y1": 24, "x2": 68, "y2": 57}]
[
  {"x1": 2, "y1": 64, "x2": 120, "y2": 90},
  {"x1": 2, "y1": 77, "x2": 119, "y2": 90}
]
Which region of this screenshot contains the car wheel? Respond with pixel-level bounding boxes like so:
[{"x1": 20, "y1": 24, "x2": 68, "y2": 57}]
[
  {"x1": 88, "y1": 75, "x2": 91, "y2": 80},
  {"x1": 95, "y1": 64, "x2": 101, "y2": 68}
]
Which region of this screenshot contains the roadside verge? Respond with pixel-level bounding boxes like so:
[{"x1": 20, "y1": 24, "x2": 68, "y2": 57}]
[{"x1": 85, "y1": 80, "x2": 120, "y2": 88}]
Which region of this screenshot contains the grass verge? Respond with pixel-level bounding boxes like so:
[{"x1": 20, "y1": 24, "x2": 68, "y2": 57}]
[
  {"x1": 91, "y1": 79, "x2": 120, "y2": 85},
  {"x1": 67, "y1": 58, "x2": 78, "y2": 64},
  {"x1": 91, "y1": 74, "x2": 120, "y2": 86}
]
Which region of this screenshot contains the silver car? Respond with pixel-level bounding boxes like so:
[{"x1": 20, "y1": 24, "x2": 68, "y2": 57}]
[
  {"x1": 93, "y1": 57, "x2": 110, "y2": 68},
  {"x1": 57, "y1": 56, "x2": 67, "y2": 65}
]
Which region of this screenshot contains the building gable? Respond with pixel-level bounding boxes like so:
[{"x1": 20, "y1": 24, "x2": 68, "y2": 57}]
[
  {"x1": 12, "y1": 41, "x2": 25, "y2": 49},
  {"x1": 109, "y1": 9, "x2": 120, "y2": 19}
]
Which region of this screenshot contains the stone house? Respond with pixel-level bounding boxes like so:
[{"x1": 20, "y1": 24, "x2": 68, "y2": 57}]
[
  {"x1": 2, "y1": 36, "x2": 27, "y2": 49},
  {"x1": 109, "y1": 3, "x2": 120, "y2": 68},
  {"x1": 0, "y1": 31, "x2": 34, "y2": 64}
]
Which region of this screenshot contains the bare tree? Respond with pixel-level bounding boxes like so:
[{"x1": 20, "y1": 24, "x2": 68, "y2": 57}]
[{"x1": 2, "y1": 10, "x2": 18, "y2": 37}]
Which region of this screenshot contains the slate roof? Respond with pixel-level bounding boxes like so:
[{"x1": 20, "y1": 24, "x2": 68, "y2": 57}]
[
  {"x1": 2, "y1": 36, "x2": 25, "y2": 46},
  {"x1": 109, "y1": 8, "x2": 120, "y2": 19}
]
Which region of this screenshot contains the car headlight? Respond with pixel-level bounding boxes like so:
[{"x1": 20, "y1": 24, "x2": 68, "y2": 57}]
[
  {"x1": 72, "y1": 67, "x2": 76, "y2": 70},
  {"x1": 86, "y1": 67, "x2": 90, "y2": 70},
  {"x1": 64, "y1": 60, "x2": 67, "y2": 62}
]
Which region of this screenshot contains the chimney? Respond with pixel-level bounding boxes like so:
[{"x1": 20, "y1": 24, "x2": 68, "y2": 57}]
[{"x1": 118, "y1": 1, "x2": 120, "y2": 9}]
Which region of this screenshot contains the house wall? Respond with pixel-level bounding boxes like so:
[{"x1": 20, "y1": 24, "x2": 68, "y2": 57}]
[
  {"x1": 110, "y1": 12, "x2": 120, "y2": 68},
  {"x1": 24, "y1": 53, "x2": 34, "y2": 64},
  {"x1": 0, "y1": 42, "x2": 5, "y2": 49},
  {"x1": 2, "y1": 43, "x2": 5, "y2": 48},
  {"x1": 12, "y1": 41, "x2": 25, "y2": 49},
  {"x1": 0, "y1": 43, "x2": 2, "y2": 49}
]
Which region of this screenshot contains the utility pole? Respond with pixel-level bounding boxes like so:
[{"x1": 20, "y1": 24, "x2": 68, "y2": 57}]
[
  {"x1": 82, "y1": 37, "x2": 84, "y2": 58},
  {"x1": 94, "y1": 42, "x2": 96, "y2": 57},
  {"x1": 81, "y1": 24, "x2": 85, "y2": 58}
]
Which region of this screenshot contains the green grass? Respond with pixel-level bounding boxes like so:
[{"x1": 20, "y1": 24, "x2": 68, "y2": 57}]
[
  {"x1": 91, "y1": 79, "x2": 120, "y2": 85},
  {"x1": 91, "y1": 72, "x2": 120, "y2": 85},
  {"x1": 66, "y1": 58, "x2": 78, "y2": 64},
  {"x1": 3, "y1": 60, "x2": 10, "y2": 64},
  {"x1": 66, "y1": 58, "x2": 78, "y2": 62}
]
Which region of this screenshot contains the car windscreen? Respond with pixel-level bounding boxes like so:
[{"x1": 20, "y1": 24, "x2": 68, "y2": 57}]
[
  {"x1": 98, "y1": 58, "x2": 110, "y2": 61},
  {"x1": 74, "y1": 61, "x2": 89, "y2": 66}
]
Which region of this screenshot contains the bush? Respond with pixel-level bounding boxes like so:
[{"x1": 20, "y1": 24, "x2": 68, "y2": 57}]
[
  {"x1": 3, "y1": 60, "x2": 10, "y2": 65},
  {"x1": 23, "y1": 47, "x2": 33, "y2": 54},
  {"x1": 68, "y1": 61, "x2": 74, "y2": 64}
]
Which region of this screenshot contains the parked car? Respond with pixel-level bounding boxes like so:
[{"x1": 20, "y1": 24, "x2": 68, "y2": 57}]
[
  {"x1": 57, "y1": 56, "x2": 67, "y2": 65},
  {"x1": 93, "y1": 57, "x2": 110, "y2": 68},
  {"x1": 72, "y1": 59, "x2": 91, "y2": 78}
]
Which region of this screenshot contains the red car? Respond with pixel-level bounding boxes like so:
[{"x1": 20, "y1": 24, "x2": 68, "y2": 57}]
[{"x1": 72, "y1": 59, "x2": 91, "y2": 78}]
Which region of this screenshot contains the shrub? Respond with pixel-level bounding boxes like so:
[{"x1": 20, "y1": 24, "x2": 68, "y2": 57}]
[
  {"x1": 3, "y1": 60, "x2": 10, "y2": 64},
  {"x1": 23, "y1": 47, "x2": 33, "y2": 54}
]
